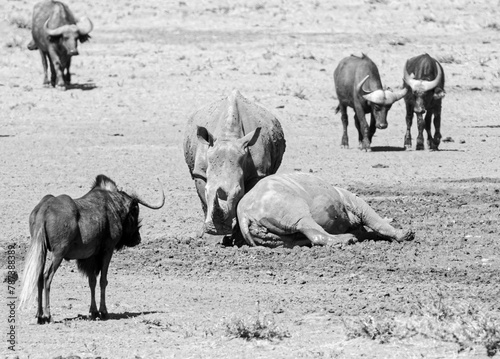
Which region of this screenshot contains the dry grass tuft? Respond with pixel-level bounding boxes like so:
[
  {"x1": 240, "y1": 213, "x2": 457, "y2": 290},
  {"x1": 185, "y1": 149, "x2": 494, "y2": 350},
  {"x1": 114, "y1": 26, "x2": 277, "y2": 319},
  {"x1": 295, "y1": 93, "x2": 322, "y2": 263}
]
[{"x1": 343, "y1": 292, "x2": 500, "y2": 356}]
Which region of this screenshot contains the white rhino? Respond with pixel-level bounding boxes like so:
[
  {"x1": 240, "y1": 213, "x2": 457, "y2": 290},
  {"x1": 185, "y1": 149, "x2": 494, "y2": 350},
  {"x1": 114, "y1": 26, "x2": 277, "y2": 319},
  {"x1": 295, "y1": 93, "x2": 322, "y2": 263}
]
[
  {"x1": 183, "y1": 90, "x2": 286, "y2": 236},
  {"x1": 236, "y1": 172, "x2": 414, "y2": 247}
]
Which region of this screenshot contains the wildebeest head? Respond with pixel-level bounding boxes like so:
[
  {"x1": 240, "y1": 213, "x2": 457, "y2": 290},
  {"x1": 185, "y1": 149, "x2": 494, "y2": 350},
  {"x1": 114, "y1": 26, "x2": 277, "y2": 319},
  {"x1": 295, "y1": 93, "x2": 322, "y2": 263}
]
[
  {"x1": 357, "y1": 75, "x2": 407, "y2": 129},
  {"x1": 196, "y1": 125, "x2": 261, "y2": 235},
  {"x1": 44, "y1": 16, "x2": 93, "y2": 56},
  {"x1": 92, "y1": 175, "x2": 165, "y2": 250},
  {"x1": 403, "y1": 59, "x2": 444, "y2": 115}
]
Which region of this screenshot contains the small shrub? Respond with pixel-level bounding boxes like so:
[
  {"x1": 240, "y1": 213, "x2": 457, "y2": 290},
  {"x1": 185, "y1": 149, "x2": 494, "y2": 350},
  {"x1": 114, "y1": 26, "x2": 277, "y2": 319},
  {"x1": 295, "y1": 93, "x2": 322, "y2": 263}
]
[{"x1": 9, "y1": 14, "x2": 31, "y2": 29}]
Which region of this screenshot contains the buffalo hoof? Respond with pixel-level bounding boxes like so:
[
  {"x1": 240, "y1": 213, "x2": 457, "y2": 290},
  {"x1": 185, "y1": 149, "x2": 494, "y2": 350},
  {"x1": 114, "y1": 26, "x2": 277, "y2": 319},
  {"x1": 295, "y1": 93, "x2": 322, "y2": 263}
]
[
  {"x1": 56, "y1": 84, "x2": 67, "y2": 91},
  {"x1": 99, "y1": 311, "x2": 109, "y2": 320},
  {"x1": 90, "y1": 310, "x2": 100, "y2": 320},
  {"x1": 416, "y1": 143, "x2": 425, "y2": 151}
]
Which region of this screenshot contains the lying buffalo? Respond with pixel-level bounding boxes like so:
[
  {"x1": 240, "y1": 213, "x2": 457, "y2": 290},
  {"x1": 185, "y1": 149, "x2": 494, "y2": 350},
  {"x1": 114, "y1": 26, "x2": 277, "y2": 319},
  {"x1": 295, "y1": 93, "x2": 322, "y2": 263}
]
[
  {"x1": 28, "y1": 0, "x2": 93, "y2": 89},
  {"x1": 237, "y1": 172, "x2": 414, "y2": 247},
  {"x1": 183, "y1": 89, "x2": 286, "y2": 236},
  {"x1": 403, "y1": 54, "x2": 445, "y2": 150},
  {"x1": 334, "y1": 54, "x2": 407, "y2": 151},
  {"x1": 19, "y1": 175, "x2": 165, "y2": 323}
]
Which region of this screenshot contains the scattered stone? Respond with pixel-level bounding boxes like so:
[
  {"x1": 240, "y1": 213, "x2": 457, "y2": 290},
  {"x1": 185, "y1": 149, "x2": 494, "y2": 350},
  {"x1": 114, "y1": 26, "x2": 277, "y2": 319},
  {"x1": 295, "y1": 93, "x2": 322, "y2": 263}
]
[{"x1": 442, "y1": 136, "x2": 454, "y2": 142}]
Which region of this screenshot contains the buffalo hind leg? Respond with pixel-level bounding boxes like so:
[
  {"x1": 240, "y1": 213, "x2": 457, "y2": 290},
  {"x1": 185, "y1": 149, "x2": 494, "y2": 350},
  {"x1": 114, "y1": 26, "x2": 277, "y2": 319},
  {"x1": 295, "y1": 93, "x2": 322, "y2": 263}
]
[
  {"x1": 404, "y1": 101, "x2": 414, "y2": 149},
  {"x1": 339, "y1": 105, "x2": 349, "y2": 148},
  {"x1": 41, "y1": 255, "x2": 63, "y2": 324}
]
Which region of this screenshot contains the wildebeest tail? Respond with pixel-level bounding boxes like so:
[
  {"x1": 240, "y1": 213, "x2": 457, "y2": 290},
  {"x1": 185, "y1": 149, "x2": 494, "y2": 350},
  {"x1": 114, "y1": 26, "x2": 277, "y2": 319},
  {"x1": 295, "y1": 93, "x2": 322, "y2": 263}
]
[{"x1": 18, "y1": 226, "x2": 47, "y2": 309}]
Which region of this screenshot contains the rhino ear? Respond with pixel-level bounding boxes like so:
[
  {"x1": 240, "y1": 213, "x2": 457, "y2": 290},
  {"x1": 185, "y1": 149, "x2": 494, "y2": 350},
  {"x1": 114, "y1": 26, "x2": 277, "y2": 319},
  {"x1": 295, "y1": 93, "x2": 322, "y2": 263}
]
[
  {"x1": 239, "y1": 127, "x2": 261, "y2": 149},
  {"x1": 197, "y1": 126, "x2": 214, "y2": 147}
]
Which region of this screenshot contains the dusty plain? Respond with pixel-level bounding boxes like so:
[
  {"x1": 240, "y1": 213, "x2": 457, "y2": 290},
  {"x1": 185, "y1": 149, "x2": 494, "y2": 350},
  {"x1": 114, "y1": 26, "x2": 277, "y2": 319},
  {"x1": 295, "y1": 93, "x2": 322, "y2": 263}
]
[{"x1": 1, "y1": 0, "x2": 500, "y2": 358}]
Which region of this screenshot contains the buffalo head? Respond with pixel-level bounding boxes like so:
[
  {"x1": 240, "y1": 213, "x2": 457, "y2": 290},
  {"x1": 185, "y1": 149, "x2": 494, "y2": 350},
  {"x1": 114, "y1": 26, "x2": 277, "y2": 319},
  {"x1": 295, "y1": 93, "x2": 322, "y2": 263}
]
[
  {"x1": 196, "y1": 125, "x2": 261, "y2": 235},
  {"x1": 44, "y1": 16, "x2": 93, "y2": 56},
  {"x1": 357, "y1": 75, "x2": 407, "y2": 129},
  {"x1": 403, "y1": 60, "x2": 444, "y2": 114}
]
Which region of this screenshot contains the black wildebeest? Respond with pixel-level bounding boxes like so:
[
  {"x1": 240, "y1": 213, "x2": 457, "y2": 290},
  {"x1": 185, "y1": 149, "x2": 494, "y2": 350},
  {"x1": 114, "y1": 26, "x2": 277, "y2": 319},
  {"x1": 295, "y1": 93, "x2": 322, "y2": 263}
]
[
  {"x1": 27, "y1": 0, "x2": 93, "y2": 90},
  {"x1": 334, "y1": 54, "x2": 407, "y2": 151},
  {"x1": 403, "y1": 54, "x2": 445, "y2": 150},
  {"x1": 19, "y1": 175, "x2": 165, "y2": 324}
]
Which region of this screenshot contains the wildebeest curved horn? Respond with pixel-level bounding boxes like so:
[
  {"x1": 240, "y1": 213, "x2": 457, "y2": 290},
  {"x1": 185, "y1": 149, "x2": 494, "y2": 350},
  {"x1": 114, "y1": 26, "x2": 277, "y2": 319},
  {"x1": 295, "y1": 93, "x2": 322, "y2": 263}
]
[
  {"x1": 43, "y1": 19, "x2": 72, "y2": 36},
  {"x1": 403, "y1": 60, "x2": 442, "y2": 92},
  {"x1": 76, "y1": 16, "x2": 93, "y2": 35},
  {"x1": 137, "y1": 179, "x2": 165, "y2": 210},
  {"x1": 383, "y1": 87, "x2": 408, "y2": 104}
]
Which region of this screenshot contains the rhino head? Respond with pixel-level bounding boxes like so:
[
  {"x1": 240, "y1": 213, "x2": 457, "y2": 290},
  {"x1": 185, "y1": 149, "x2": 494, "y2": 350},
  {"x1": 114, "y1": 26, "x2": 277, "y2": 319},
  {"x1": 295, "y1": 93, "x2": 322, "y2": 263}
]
[{"x1": 196, "y1": 125, "x2": 261, "y2": 235}]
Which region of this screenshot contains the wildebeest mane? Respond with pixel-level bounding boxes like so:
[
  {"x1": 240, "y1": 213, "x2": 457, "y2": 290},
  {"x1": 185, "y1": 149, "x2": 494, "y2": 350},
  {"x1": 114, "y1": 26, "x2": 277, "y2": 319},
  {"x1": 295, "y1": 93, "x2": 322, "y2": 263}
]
[{"x1": 92, "y1": 174, "x2": 118, "y2": 192}]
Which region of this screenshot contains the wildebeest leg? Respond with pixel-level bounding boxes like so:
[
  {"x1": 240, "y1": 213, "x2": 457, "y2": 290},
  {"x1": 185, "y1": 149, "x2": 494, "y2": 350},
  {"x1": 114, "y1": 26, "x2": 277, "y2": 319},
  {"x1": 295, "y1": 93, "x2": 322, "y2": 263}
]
[
  {"x1": 432, "y1": 101, "x2": 442, "y2": 150},
  {"x1": 415, "y1": 114, "x2": 425, "y2": 151},
  {"x1": 298, "y1": 217, "x2": 358, "y2": 247},
  {"x1": 339, "y1": 105, "x2": 349, "y2": 148},
  {"x1": 36, "y1": 257, "x2": 47, "y2": 324},
  {"x1": 404, "y1": 100, "x2": 414, "y2": 149},
  {"x1": 42, "y1": 255, "x2": 63, "y2": 324},
  {"x1": 424, "y1": 110, "x2": 436, "y2": 150},
  {"x1": 98, "y1": 252, "x2": 113, "y2": 319},
  {"x1": 39, "y1": 51, "x2": 50, "y2": 87},
  {"x1": 194, "y1": 178, "x2": 208, "y2": 237},
  {"x1": 354, "y1": 105, "x2": 371, "y2": 151},
  {"x1": 88, "y1": 272, "x2": 99, "y2": 319}
]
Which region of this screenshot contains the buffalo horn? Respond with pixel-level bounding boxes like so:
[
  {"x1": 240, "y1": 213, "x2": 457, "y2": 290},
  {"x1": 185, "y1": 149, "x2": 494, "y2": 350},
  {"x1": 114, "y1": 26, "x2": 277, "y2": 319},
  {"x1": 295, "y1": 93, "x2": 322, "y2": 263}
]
[
  {"x1": 43, "y1": 19, "x2": 73, "y2": 36},
  {"x1": 76, "y1": 16, "x2": 93, "y2": 35},
  {"x1": 383, "y1": 87, "x2": 408, "y2": 104},
  {"x1": 403, "y1": 60, "x2": 442, "y2": 92},
  {"x1": 137, "y1": 179, "x2": 165, "y2": 210},
  {"x1": 357, "y1": 75, "x2": 386, "y2": 105}
]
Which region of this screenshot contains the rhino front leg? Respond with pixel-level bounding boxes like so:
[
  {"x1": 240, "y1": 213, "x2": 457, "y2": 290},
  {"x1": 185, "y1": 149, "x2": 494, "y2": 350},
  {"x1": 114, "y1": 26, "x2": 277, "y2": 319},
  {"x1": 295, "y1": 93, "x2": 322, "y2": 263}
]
[
  {"x1": 341, "y1": 189, "x2": 414, "y2": 242},
  {"x1": 194, "y1": 178, "x2": 208, "y2": 237}
]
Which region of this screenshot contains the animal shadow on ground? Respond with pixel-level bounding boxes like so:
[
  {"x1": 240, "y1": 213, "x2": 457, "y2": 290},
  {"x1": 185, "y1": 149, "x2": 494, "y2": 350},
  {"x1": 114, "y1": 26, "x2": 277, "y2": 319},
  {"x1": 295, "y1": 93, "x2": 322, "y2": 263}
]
[
  {"x1": 58, "y1": 310, "x2": 164, "y2": 323},
  {"x1": 370, "y1": 146, "x2": 406, "y2": 152},
  {"x1": 65, "y1": 82, "x2": 97, "y2": 91}
]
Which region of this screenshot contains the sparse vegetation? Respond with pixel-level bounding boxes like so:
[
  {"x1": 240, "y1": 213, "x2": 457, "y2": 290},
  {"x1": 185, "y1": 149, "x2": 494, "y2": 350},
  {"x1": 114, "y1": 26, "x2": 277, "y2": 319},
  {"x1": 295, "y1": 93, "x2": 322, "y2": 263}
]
[
  {"x1": 224, "y1": 303, "x2": 290, "y2": 341},
  {"x1": 436, "y1": 54, "x2": 461, "y2": 64},
  {"x1": 9, "y1": 14, "x2": 31, "y2": 29},
  {"x1": 485, "y1": 23, "x2": 500, "y2": 31},
  {"x1": 343, "y1": 292, "x2": 500, "y2": 356}
]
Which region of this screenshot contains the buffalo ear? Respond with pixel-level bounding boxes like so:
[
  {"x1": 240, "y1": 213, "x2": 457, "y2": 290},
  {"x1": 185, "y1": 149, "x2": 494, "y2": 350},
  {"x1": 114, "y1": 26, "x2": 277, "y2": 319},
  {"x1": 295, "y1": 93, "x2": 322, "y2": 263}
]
[
  {"x1": 239, "y1": 127, "x2": 261, "y2": 149},
  {"x1": 79, "y1": 34, "x2": 91, "y2": 43},
  {"x1": 48, "y1": 35, "x2": 61, "y2": 43},
  {"x1": 197, "y1": 126, "x2": 214, "y2": 147},
  {"x1": 433, "y1": 87, "x2": 445, "y2": 100}
]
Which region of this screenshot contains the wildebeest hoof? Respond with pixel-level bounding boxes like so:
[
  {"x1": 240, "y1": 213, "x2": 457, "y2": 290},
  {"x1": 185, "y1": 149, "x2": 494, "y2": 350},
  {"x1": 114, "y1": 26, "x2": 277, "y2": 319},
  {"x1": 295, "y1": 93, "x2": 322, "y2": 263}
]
[{"x1": 37, "y1": 315, "x2": 52, "y2": 324}]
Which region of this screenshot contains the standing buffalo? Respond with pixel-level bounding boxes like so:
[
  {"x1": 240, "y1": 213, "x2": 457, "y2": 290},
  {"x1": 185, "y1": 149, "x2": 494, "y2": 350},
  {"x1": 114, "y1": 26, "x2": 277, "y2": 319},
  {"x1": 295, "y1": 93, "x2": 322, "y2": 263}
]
[
  {"x1": 19, "y1": 175, "x2": 165, "y2": 324},
  {"x1": 183, "y1": 90, "x2": 286, "y2": 236},
  {"x1": 237, "y1": 172, "x2": 414, "y2": 247},
  {"x1": 403, "y1": 54, "x2": 445, "y2": 150},
  {"x1": 334, "y1": 54, "x2": 407, "y2": 151},
  {"x1": 27, "y1": 0, "x2": 93, "y2": 90}
]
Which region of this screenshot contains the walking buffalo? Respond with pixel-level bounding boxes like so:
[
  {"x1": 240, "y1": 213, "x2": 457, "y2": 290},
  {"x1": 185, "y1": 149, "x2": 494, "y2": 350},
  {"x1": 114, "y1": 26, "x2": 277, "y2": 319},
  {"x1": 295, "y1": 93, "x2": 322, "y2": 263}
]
[
  {"x1": 28, "y1": 0, "x2": 93, "y2": 89},
  {"x1": 237, "y1": 172, "x2": 414, "y2": 247},
  {"x1": 183, "y1": 90, "x2": 286, "y2": 236},
  {"x1": 403, "y1": 54, "x2": 445, "y2": 150},
  {"x1": 334, "y1": 54, "x2": 407, "y2": 151},
  {"x1": 19, "y1": 175, "x2": 165, "y2": 323}
]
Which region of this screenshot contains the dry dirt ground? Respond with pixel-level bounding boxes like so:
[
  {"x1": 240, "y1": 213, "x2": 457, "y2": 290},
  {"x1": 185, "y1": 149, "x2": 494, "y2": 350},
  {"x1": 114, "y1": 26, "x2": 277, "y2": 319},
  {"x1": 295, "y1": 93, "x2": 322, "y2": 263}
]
[{"x1": 1, "y1": 0, "x2": 500, "y2": 358}]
